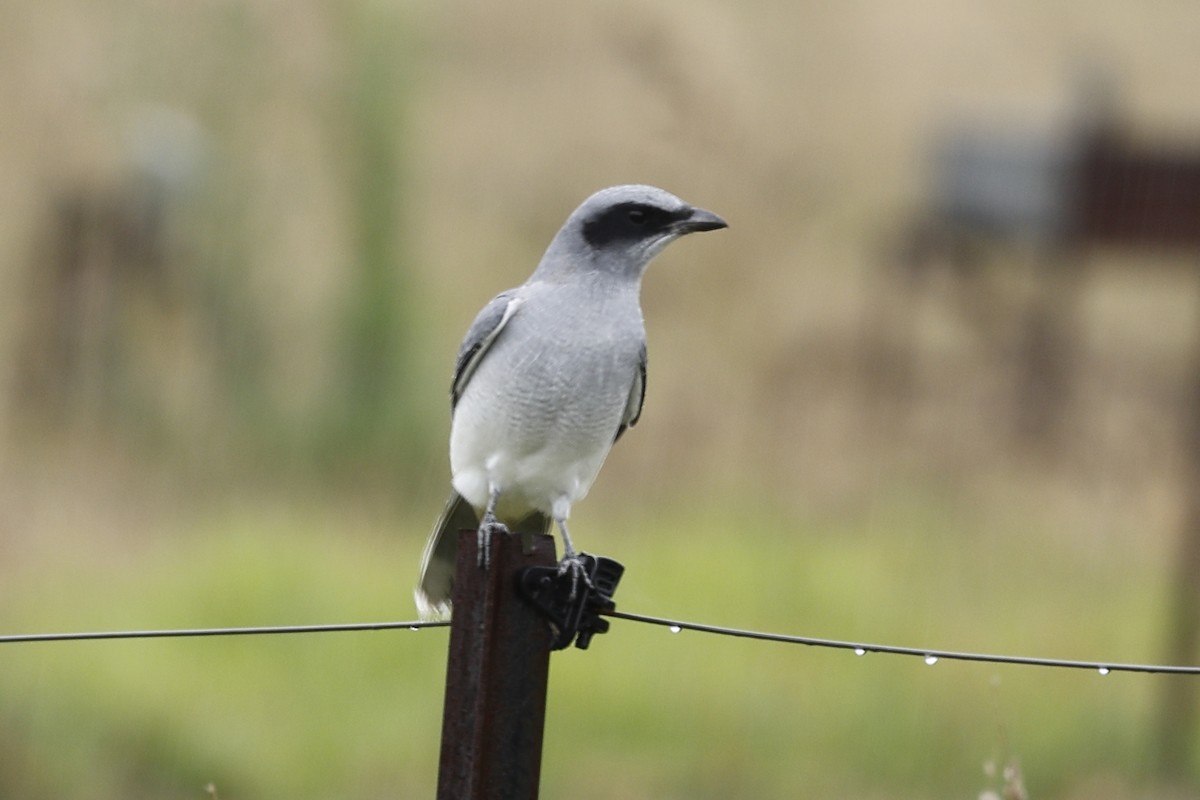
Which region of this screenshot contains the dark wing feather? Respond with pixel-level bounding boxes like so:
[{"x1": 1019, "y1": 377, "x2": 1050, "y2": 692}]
[
  {"x1": 450, "y1": 291, "x2": 524, "y2": 411},
  {"x1": 614, "y1": 341, "x2": 647, "y2": 443}
]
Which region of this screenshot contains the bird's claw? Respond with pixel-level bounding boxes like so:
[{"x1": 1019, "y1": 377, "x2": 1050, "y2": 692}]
[
  {"x1": 476, "y1": 519, "x2": 509, "y2": 570},
  {"x1": 556, "y1": 553, "x2": 594, "y2": 602}
]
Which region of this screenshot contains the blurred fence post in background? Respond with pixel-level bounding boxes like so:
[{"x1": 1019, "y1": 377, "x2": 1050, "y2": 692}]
[
  {"x1": 1158, "y1": 344, "x2": 1200, "y2": 779},
  {"x1": 14, "y1": 112, "x2": 203, "y2": 430},
  {"x1": 1070, "y1": 114, "x2": 1200, "y2": 780},
  {"x1": 1012, "y1": 247, "x2": 1082, "y2": 444},
  {"x1": 437, "y1": 530, "x2": 556, "y2": 800}
]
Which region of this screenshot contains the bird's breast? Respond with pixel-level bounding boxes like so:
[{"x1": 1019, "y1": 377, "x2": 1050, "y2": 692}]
[{"x1": 448, "y1": 294, "x2": 643, "y2": 512}]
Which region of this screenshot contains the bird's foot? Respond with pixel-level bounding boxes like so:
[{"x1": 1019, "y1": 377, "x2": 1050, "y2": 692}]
[
  {"x1": 556, "y1": 552, "x2": 595, "y2": 602},
  {"x1": 476, "y1": 518, "x2": 509, "y2": 570}
]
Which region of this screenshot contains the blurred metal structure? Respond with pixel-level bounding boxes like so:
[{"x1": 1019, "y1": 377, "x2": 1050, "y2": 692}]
[
  {"x1": 881, "y1": 86, "x2": 1200, "y2": 781},
  {"x1": 888, "y1": 97, "x2": 1200, "y2": 439},
  {"x1": 1076, "y1": 129, "x2": 1200, "y2": 249},
  {"x1": 931, "y1": 127, "x2": 1073, "y2": 246}
]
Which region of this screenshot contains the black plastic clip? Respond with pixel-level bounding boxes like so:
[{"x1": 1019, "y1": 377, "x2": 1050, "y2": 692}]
[{"x1": 515, "y1": 554, "x2": 624, "y2": 650}]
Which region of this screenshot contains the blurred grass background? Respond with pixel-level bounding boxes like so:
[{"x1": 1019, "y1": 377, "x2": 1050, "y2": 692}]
[{"x1": 2, "y1": 1, "x2": 1200, "y2": 797}]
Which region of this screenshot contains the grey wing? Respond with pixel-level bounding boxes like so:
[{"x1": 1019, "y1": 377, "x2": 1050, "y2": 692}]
[
  {"x1": 614, "y1": 341, "x2": 647, "y2": 443},
  {"x1": 450, "y1": 290, "x2": 524, "y2": 411}
]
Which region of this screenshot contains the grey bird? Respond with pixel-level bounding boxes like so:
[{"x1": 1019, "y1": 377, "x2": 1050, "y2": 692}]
[{"x1": 415, "y1": 184, "x2": 727, "y2": 618}]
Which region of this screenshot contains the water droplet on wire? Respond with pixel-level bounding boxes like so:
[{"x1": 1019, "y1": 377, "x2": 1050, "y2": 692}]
[
  {"x1": 854, "y1": 647, "x2": 866, "y2": 657},
  {"x1": 1098, "y1": 666, "x2": 1110, "y2": 676},
  {"x1": 668, "y1": 625, "x2": 682, "y2": 634},
  {"x1": 924, "y1": 654, "x2": 939, "y2": 666}
]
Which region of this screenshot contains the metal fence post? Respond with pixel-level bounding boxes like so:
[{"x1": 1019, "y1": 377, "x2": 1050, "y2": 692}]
[{"x1": 436, "y1": 529, "x2": 556, "y2": 800}]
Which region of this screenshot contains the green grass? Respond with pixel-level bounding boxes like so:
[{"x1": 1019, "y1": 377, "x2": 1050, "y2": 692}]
[{"x1": 0, "y1": 495, "x2": 1186, "y2": 799}]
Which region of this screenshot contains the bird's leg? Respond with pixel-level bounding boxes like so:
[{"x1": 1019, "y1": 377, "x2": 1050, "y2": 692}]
[
  {"x1": 554, "y1": 517, "x2": 593, "y2": 601},
  {"x1": 477, "y1": 484, "x2": 508, "y2": 570}
]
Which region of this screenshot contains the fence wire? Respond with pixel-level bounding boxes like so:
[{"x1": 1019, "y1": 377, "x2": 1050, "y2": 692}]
[
  {"x1": 0, "y1": 620, "x2": 448, "y2": 644},
  {"x1": 3, "y1": 611, "x2": 1198, "y2": 676},
  {"x1": 605, "y1": 610, "x2": 1200, "y2": 675}
]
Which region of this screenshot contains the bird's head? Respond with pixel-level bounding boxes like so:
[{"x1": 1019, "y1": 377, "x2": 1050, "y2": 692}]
[{"x1": 539, "y1": 184, "x2": 727, "y2": 281}]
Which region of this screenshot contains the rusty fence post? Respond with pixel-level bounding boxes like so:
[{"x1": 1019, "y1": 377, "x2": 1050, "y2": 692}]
[{"x1": 436, "y1": 530, "x2": 557, "y2": 800}]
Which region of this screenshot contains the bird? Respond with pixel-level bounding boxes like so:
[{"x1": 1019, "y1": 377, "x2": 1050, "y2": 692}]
[{"x1": 415, "y1": 184, "x2": 727, "y2": 618}]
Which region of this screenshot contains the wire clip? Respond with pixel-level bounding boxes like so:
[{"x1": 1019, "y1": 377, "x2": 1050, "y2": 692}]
[{"x1": 515, "y1": 554, "x2": 624, "y2": 650}]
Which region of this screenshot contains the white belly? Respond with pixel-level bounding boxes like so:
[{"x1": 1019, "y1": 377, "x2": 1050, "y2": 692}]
[{"x1": 448, "y1": 351, "x2": 630, "y2": 520}]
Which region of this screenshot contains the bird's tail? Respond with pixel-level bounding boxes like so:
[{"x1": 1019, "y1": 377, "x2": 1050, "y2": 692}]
[
  {"x1": 415, "y1": 491, "x2": 478, "y2": 619},
  {"x1": 414, "y1": 491, "x2": 552, "y2": 619}
]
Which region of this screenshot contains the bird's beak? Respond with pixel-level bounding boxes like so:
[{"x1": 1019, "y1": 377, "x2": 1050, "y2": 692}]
[{"x1": 676, "y1": 206, "x2": 728, "y2": 234}]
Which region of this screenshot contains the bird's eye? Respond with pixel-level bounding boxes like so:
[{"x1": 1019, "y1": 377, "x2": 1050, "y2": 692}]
[{"x1": 627, "y1": 208, "x2": 647, "y2": 225}]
